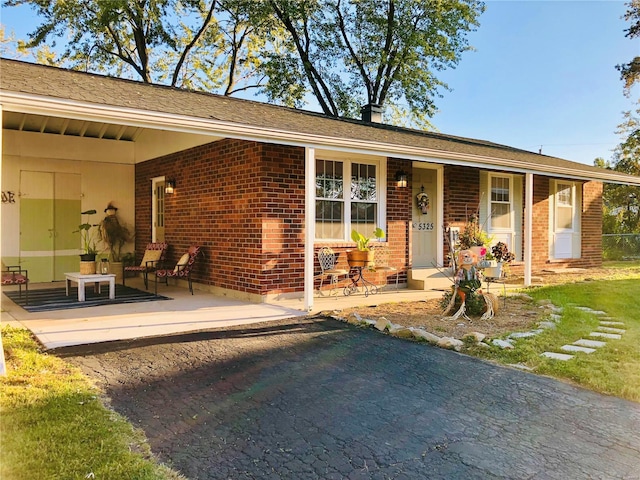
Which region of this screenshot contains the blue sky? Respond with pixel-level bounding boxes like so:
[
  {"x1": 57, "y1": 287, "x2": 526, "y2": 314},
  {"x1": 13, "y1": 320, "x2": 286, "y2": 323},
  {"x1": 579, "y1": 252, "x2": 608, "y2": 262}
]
[{"x1": 1, "y1": 1, "x2": 638, "y2": 166}]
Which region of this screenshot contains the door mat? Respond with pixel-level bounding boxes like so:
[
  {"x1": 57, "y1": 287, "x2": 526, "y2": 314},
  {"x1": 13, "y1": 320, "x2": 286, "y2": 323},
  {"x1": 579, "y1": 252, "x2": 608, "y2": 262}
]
[{"x1": 3, "y1": 284, "x2": 171, "y2": 313}]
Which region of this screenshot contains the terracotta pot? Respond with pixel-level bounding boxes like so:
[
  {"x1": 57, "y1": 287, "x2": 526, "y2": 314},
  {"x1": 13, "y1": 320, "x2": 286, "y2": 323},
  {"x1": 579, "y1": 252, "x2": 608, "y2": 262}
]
[{"x1": 347, "y1": 250, "x2": 374, "y2": 267}]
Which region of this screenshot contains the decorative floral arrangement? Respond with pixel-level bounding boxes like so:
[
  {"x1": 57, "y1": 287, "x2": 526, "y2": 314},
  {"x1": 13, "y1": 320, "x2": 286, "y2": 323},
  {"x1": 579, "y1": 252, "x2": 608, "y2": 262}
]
[
  {"x1": 491, "y1": 242, "x2": 515, "y2": 263},
  {"x1": 416, "y1": 192, "x2": 430, "y2": 214}
]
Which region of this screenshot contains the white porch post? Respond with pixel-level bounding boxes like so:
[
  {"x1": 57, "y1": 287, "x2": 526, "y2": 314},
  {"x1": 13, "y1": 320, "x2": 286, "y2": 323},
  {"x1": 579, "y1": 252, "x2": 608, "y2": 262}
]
[
  {"x1": 524, "y1": 172, "x2": 533, "y2": 286},
  {"x1": 304, "y1": 147, "x2": 316, "y2": 311}
]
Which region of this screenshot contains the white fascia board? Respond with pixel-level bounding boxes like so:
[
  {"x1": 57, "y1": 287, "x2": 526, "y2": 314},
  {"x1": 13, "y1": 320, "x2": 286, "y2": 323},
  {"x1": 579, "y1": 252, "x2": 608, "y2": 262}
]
[{"x1": 3, "y1": 90, "x2": 639, "y2": 186}]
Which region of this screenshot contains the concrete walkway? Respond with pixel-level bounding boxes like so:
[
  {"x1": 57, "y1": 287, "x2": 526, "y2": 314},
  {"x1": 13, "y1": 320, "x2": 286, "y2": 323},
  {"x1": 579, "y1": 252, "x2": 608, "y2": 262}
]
[{"x1": 1, "y1": 278, "x2": 448, "y2": 349}]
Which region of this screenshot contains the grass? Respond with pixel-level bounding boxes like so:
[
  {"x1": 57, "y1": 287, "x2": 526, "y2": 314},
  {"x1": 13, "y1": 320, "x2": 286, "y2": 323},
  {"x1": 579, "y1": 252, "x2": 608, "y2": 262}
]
[
  {"x1": 469, "y1": 272, "x2": 640, "y2": 402},
  {"x1": 0, "y1": 326, "x2": 184, "y2": 480}
]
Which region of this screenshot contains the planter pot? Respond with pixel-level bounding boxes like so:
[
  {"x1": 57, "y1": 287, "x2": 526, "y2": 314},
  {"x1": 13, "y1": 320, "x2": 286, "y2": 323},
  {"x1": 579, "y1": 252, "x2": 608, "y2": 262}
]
[
  {"x1": 80, "y1": 253, "x2": 97, "y2": 262},
  {"x1": 79, "y1": 260, "x2": 96, "y2": 275},
  {"x1": 109, "y1": 261, "x2": 123, "y2": 283},
  {"x1": 483, "y1": 262, "x2": 503, "y2": 279},
  {"x1": 347, "y1": 250, "x2": 374, "y2": 267}
]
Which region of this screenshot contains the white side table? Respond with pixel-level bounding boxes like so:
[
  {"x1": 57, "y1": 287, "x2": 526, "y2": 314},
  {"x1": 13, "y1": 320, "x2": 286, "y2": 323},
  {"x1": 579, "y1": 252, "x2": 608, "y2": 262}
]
[{"x1": 65, "y1": 272, "x2": 116, "y2": 302}]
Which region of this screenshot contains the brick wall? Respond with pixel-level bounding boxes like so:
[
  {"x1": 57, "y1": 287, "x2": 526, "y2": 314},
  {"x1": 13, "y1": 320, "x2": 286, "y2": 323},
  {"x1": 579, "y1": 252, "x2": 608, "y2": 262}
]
[
  {"x1": 136, "y1": 143, "x2": 604, "y2": 297},
  {"x1": 135, "y1": 139, "x2": 306, "y2": 298}
]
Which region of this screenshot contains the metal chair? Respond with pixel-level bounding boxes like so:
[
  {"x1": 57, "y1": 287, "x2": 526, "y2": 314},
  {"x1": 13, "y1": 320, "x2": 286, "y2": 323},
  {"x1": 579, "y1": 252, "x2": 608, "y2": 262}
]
[
  {"x1": 316, "y1": 247, "x2": 349, "y2": 296},
  {"x1": 1, "y1": 265, "x2": 29, "y2": 304},
  {"x1": 154, "y1": 245, "x2": 202, "y2": 295},
  {"x1": 372, "y1": 245, "x2": 399, "y2": 291},
  {"x1": 123, "y1": 242, "x2": 168, "y2": 289}
]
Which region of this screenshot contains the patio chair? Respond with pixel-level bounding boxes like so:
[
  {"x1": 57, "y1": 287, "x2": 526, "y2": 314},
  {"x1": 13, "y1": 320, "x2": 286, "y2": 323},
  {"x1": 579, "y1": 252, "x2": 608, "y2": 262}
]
[
  {"x1": 316, "y1": 247, "x2": 349, "y2": 296},
  {"x1": 154, "y1": 245, "x2": 202, "y2": 295},
  {"x1": 372, "y1": 245, "x2": 399, "y2": 291},
  {"x1": 123, "y1": 242, "x2": 168, "y2": 289},
  {"x1": 2, "y1": 264, "x2": 29, "y2": 305}
]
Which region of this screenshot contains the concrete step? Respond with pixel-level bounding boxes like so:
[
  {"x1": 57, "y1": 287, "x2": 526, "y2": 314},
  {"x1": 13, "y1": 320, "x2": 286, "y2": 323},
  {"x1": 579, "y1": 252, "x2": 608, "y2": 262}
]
[
  {"x1": 561, "y1": 345, "x2": 596, "y2": 354},
  {"x1": 541, "y1": 352, "x2": 574, "y2": 361},
  {"x1": 589, "y1": 332, "x2": 621, "y2": 340},
  {"x1": 596, "y1": 326, "x2": 626, "y2": 334},
  {"x1": 574, "y1": 339, "x2": 607, "y2": 348},
  {"x1": 408, "y1": 268, "x2": 453, "y2": 291}
]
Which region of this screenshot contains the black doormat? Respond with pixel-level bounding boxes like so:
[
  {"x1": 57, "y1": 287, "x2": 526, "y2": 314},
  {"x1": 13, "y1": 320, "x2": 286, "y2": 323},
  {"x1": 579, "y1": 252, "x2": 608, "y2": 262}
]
[{"x1": 3, "y1": 284, "x2": 171, "y2": 313}]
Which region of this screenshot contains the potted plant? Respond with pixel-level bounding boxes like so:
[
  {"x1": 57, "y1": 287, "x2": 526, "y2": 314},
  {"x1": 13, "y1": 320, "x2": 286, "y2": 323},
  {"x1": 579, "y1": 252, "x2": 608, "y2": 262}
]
[
  {"x1": 457, "y1": 214, "x2": 492, "y2": 251},
  {"x1": 484, "y1": 242, "x2": 515, "y2": 278},
  {"x1": 347, "y1": 227, "x2": 385, "y2": 267},
  {"x1": 98, "y1": 203, "x2": 132, "y2": 282},
  {"x1": 74, "y1": 209, "x2": 98, "y2": 274}
]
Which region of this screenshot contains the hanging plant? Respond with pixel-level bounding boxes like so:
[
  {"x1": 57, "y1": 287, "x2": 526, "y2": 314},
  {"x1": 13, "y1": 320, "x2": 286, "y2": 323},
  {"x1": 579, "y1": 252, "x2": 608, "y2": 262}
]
[{"x1": 416, "y1": 192, "x2": 430, "y2": 214}]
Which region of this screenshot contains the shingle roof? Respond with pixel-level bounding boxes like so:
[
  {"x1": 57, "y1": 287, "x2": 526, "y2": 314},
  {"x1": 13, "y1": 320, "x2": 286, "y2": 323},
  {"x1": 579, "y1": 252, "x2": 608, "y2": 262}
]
[{"x1": 1, "y1": 58, "x2": 638, "y2": 185}]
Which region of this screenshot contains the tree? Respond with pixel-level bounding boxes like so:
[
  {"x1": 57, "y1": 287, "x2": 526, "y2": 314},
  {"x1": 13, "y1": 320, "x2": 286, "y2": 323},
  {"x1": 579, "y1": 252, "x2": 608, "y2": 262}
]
[
  {"x1": 599, "y1": 103, "x2": 640, "y2": 234},
  {"x1": 263, "y1": 0, "x2": 484, "y2": 125},
  {"x1": 617, "y1": 0, "x2": 640, "y2": 95},
  {"x1": 4, "y1": 0, "x2": 272, "y2": 93}
]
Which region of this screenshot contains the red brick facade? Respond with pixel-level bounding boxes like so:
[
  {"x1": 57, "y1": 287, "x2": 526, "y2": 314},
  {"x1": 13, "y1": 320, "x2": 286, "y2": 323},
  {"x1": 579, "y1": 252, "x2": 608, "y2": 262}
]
[{"x1": 135, "y1": 139, "x2": 603, "y2": 299}]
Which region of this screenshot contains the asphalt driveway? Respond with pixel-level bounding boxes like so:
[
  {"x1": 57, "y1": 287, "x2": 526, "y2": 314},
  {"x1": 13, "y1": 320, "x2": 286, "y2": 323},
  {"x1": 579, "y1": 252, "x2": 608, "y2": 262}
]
[{"x1": 59, "y1": 316, "x2": 640, "y2": 479}]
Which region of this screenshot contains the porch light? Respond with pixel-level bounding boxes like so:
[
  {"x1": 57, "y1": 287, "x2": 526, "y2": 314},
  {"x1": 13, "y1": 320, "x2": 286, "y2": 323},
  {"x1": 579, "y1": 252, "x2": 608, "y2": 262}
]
[
  {"x1": 165, "y1": 179, "x2": 176, "y2": 194},
  {"x1": 395, "y1": 170, "x2": 408, "y2": 188}
]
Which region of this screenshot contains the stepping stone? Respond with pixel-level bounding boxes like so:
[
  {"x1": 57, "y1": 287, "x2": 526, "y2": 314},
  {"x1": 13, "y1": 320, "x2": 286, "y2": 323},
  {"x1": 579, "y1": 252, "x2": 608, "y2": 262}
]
[
  {"x1": 589, "y1": 332, "x2": 621, "y2": 340},
  {"x1": 541, "y1": 352, "x2": 574, "y2": 361},
  {"x1": 575, "y1": 307, "x2": 607, "y2": 315},
  {"x1": 507, "y1": 363, "x2": 534, "y2": 371},
  {"x1": 561, "y1": 345, "x2": 596, "y2": 354},
  {"x1": 508, "y1": 330, "x2": 543, "y2": 339},
  {"x1": 600, "y1": 321, "x2": 625, "y2": 326},
  {"x1": 574, "y1": 339, "x2": 606, "y2": 348},
  {"x1": 597, "y1": 326, "x2": 626, "y2": 334}
]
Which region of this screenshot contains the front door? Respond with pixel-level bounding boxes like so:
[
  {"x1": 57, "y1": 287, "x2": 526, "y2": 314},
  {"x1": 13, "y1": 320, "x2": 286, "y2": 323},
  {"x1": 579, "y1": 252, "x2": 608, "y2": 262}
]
[
  {"x1": 152, "y1": 178, "x2": 166, "y2": 242},
  {"x1": 20, "y1": 171, "x2": 81, "y2": 282},
  {"x1": 411, "y1": 167, "x2": 438, "y2": 267}
]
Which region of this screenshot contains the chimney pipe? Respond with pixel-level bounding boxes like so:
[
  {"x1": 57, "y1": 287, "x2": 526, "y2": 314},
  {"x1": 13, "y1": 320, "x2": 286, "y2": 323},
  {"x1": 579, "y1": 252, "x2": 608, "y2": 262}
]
[{"x1": 361, "y1": 103, "x2": 383, "y2": 123}]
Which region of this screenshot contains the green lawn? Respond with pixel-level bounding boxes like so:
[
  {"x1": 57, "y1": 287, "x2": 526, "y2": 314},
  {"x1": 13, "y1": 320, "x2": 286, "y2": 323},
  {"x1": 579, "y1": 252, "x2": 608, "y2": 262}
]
[
  {"x1": 0, "y1": 327, "x2": 184, "y2": 480},
  {"x1": 470, "y1": 273, "x2": 640, "y2": 402}
]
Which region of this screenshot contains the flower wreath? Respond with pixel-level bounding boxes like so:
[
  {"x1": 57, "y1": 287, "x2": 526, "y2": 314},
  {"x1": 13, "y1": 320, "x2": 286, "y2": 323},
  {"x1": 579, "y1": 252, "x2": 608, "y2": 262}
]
[{"x1": 416, "y1": 192, "x2": 430, "y2": 213}]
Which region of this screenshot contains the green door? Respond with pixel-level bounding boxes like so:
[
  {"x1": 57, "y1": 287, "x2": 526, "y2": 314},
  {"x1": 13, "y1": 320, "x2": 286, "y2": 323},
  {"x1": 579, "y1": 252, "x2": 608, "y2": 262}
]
[{"x1": 20, "y1": 171, "x2": 81, "y2": 282}]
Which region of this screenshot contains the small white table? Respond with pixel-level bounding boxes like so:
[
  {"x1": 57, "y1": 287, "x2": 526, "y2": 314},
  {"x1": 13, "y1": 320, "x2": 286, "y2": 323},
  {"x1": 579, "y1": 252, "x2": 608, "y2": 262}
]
[{"x1": 65, "y1": 272, "x2": 116, "y2": 302}]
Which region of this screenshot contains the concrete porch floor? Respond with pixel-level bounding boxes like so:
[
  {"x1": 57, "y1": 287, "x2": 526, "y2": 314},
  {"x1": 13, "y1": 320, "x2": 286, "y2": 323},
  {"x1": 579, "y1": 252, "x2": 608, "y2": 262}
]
[{"x1": 1, "y1": 277, "x2": 515, "y2": 350}]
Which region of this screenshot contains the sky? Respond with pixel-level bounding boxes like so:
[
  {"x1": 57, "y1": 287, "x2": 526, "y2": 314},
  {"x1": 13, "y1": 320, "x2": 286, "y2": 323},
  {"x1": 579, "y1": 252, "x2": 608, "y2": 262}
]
[{"x1": 1, "y1": 0, "x2": 638, "y2": 166}]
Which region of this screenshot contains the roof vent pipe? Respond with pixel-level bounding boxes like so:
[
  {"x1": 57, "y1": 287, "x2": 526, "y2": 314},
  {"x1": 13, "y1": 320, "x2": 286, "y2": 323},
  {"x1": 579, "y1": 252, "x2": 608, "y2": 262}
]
[{"x1": 361, "y1": 103, "x2": 383, "y2": 123}]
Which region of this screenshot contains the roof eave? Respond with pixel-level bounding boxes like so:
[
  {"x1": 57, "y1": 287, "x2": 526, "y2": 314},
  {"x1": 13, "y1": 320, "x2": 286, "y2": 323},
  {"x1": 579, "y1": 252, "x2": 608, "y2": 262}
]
[{"x1": 2, "y1": 90, "x2": 639, "y2": 186}]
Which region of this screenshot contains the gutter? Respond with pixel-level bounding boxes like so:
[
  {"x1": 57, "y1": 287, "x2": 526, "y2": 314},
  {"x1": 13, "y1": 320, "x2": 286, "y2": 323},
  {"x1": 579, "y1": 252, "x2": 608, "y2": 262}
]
[{"x1": 2, "y1": 90, "x2": 639, "y2": 186}]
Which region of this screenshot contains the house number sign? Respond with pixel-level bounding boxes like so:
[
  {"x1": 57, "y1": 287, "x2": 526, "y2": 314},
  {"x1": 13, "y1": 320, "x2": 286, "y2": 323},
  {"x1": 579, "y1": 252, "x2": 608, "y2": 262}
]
[
  {"x1": 412, "y1": 222, "x2": 435, "y2": 231},
  {"x1": 1, "y1": 191, "x2": 16, "y2": 204}
]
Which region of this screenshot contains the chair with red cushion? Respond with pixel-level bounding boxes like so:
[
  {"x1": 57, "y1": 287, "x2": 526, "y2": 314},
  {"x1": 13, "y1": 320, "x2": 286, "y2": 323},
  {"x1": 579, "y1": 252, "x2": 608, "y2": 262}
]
[
  {"x1": 154, "y1": 245, "x2": 202, "y2": 295},
  {"x1": 2, "y1": 265, "x2": 29, "y2": 305},
  {"x1": 123, "y1": 242, "x2": 168, "y2": 289}
]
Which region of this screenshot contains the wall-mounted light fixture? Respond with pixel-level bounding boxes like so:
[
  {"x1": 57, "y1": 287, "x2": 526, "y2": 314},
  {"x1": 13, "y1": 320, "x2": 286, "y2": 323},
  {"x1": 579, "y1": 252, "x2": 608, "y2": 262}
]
[
  {"x1": 395, "y1": 170, "x2": 408, "y2": 188},
  {"x1": 165, "y1": 179, "x2": 176, "y2": 194}
]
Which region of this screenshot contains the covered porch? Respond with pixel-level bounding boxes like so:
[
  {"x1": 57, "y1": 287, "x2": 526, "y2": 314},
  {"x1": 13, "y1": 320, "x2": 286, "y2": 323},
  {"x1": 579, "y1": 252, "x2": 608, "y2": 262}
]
[{"x1": 2, "y1": 277, "x2": 458, "y2": 350}]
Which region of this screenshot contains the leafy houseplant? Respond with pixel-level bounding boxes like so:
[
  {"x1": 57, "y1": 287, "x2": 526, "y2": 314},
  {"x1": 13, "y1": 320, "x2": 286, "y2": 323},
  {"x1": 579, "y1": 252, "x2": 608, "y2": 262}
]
[
  {"x1": 348, "y1": 227, "x2": 385, "y2": 267},
  {"x1": 457, "y1": 214, "x2": 492, "y2": 250},
  {"x1": 75, "y1": 209, "x2": 98, "y2": 261}
]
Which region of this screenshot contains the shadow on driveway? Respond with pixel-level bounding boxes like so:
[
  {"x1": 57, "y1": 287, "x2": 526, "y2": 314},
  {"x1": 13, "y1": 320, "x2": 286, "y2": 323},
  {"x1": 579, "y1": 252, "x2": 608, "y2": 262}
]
[{"x1": 63, "y1": 316, "x2": 640, "y2": 479}]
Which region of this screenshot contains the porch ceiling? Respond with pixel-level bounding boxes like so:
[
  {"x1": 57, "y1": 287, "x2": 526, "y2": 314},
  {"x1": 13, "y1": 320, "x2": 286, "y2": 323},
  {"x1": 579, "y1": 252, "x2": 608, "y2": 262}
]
[
  {"x1": 2, "y1": 111, "x2": 222, "y2": 162},
  {"x1": 3, "y1": 110, "x2": 141, "y2": 142}
]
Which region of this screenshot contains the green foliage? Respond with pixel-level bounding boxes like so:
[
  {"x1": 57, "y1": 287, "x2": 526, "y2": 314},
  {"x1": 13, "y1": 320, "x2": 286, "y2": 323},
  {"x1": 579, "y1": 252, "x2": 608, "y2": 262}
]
[
  {"x1": 0, "y1": 326, "x2": 184, "y2": 479},
  {"x1": 351, "y1": 227, "x2": 385, "y2": 250},
  {"x1": 471, "y1": 276, "x2": 640, "y2": 402},
  {"x1": 616, "y1": 0, "x2": 640, "y2": 95},
  {"x1": 440, "y1": 289, "x2": 486, "y2": 316},
  {"x1": 457, "y1": 213, "x2": 492, "y2": 249},
  {"x1": 266, "y1": 0, "x2": 485, "y2": 122},
  {"x1": 74, "y1": 209, "x2": 98, "y2": 255}
]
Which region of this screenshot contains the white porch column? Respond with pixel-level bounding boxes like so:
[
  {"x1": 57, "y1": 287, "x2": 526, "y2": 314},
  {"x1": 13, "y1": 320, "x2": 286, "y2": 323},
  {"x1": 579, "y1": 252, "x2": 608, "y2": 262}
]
[
  {"x1": 524, "y1": 172, "x2": 533, "y2": 286},
  {"x1": 304, "y1": 147, "x2": 316, "y2": 311}
]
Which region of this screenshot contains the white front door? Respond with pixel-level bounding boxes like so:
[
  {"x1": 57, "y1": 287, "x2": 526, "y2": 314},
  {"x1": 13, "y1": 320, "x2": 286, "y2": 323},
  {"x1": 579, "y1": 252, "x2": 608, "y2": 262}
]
[{"x1": 412, "y1": 167, "x2": 438, "y2": 267}]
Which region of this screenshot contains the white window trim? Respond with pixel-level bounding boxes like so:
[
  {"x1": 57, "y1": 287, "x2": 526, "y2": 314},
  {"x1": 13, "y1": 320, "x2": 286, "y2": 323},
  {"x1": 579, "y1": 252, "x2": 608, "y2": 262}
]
[
  {"x1": 487, "y1": 173, "x2": 514, "y2": 233},
  {"x1": 315, "y1": 156, "x2": 387, "y2": 242},
  {"x1": 554, "y1": 181, "x2": 575, "y2": 232}
]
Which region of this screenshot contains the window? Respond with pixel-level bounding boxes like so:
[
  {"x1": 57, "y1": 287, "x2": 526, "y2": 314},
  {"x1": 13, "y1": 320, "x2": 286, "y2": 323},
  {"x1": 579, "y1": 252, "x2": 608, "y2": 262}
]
[
  {"x1": 490, "y1": 175, "x2": 511, "y2": 229},
  {"x1": 315, "y1": 159, "x2": 380, "y2": 240},
  {"x1": 556, "y1": 182, "x2": 574, "y2": 230}
]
